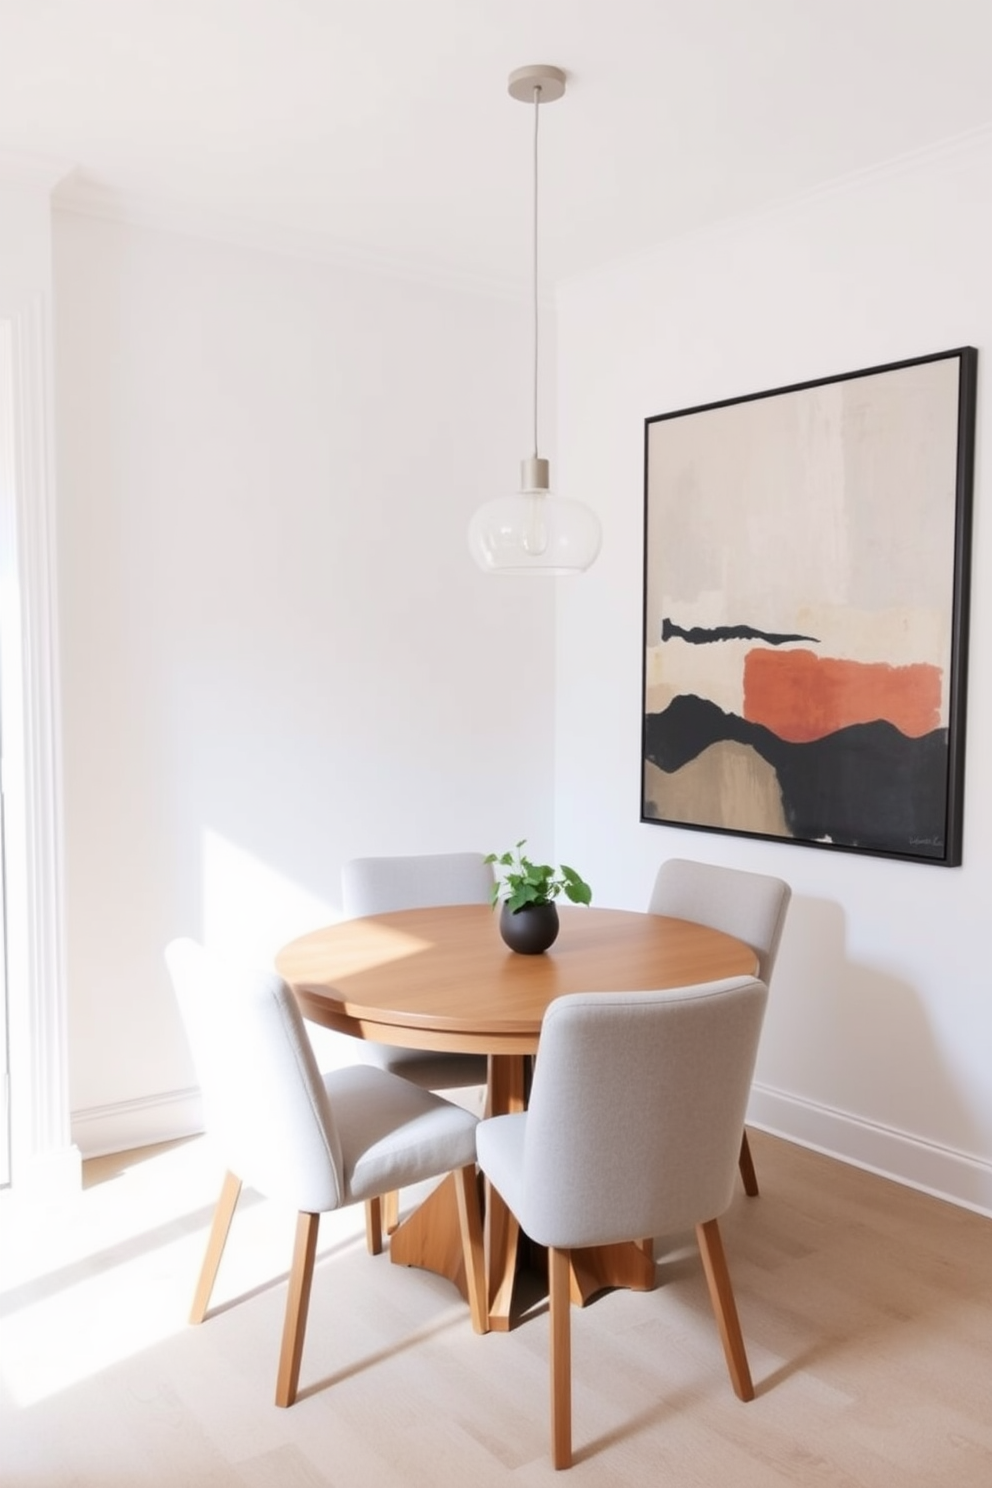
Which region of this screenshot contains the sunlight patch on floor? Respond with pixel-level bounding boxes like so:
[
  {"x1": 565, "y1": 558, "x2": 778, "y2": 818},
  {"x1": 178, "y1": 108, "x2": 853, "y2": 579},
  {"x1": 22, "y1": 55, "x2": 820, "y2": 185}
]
[{"x1": 0, "y1": 1135, "x2": 369, "y2": 1407}]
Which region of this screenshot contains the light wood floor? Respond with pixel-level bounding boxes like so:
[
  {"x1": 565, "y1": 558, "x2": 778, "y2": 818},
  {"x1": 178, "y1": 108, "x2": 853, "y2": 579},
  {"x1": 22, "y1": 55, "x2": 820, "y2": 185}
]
[{"x1": 2, "y1": 1130, "x2": 990, "y2": 1485}]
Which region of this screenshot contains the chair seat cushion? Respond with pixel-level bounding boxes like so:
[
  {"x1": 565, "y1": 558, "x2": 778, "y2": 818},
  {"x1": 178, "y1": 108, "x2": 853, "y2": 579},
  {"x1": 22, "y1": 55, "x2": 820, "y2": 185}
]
[
  {"x1": 368, "y1": 1047, "x2": 488, "y2": 1091},
  {"x1": 324, "y1": 1065, "x2": 479, "y2": 1203}
]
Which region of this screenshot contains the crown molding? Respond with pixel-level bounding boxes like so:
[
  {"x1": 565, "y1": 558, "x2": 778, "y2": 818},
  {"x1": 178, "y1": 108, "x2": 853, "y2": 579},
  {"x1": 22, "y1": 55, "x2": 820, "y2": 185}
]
[
  {"x1": 560, "y1": 118, "x2": 992, "y2": 295},
  {"x1": 53, "y1": 175, "x2": 541, "y2": 305},
  {"x1": 0, "y1": 150, "x2": 76, "y2": 194}
]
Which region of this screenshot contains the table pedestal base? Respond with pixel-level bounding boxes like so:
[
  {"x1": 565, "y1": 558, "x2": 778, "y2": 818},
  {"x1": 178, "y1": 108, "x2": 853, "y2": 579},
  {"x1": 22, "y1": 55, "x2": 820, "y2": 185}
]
[
  {"x1": 388, "y1": 1173, "x2": 658, "y2": 1326},
  {"x1": 568, "y1": 1238, "x2": 656, "y2": 1305},
  {"x1": 388, "y1": 1173, "x2": 471, "y2": 1301}
]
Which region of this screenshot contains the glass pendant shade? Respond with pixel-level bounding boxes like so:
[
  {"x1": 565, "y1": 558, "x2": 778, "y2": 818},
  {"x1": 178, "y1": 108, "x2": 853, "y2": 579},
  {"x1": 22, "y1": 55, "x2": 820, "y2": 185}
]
[
  {"x1": 469, "y1": 461, "x2": 602, "y2": 575},
  {"x1": 468, "y1": 64, "x2": 602, "y2": 578}
]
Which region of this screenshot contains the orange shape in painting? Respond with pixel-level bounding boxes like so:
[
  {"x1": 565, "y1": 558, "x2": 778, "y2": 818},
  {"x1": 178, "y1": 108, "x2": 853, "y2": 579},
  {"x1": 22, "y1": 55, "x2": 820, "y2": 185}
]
[{"x1": 743, "y1": 648, "x2": 942, "y2": 743}]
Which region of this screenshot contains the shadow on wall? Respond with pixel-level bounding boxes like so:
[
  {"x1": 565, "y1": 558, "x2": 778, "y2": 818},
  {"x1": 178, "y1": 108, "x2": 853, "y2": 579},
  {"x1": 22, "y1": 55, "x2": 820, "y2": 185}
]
[{"x1": 759, "y1": 893, "x2": 981, "y2": 1158}]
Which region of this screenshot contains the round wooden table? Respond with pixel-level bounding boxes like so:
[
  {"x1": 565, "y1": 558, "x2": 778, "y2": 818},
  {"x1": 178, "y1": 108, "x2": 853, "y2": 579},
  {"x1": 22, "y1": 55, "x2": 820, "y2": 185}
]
[{"x1": 276, "y1": 903, "x2": 758, "y2": 1327}]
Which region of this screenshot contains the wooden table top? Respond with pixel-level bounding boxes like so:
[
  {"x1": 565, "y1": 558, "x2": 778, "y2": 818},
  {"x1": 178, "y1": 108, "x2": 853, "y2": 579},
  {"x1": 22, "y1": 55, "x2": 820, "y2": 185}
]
[{"x1": 276, "y1": 904, "x2": 759, "y2": 1056}]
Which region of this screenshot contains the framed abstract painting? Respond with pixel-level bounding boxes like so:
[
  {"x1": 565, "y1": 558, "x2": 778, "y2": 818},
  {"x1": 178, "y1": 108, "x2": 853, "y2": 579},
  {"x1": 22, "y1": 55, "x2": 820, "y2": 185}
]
[{"x1": 641, "y1": 347, "x2": 977, "y2": 865}]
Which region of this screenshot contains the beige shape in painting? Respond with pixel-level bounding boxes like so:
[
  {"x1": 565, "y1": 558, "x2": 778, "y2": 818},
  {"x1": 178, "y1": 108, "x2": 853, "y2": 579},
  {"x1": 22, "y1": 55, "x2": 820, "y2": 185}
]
[
  {"x1": 643, "y1": 741, "x2": 789, "y2": 837},
  {"x1": 645, "y1": 638, "x2": 750, "y2": 717}
]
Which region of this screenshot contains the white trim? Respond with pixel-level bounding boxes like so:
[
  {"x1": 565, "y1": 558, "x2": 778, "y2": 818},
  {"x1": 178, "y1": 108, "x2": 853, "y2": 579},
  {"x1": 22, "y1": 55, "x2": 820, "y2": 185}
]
[
  {"x1": 52, "y1": 183, "x2": 533, "y2": 305},
  {"x1": 560, "y1": 118, "x2": 992, "y2": 295},
  {"x1": 0, "y1": 151, "x2": 75, "y2": 194},
  {"x1": 0, "y1": 298, "x2": 79, "y2": 1194},
  {"x1": 72, "y1": 1087, "x2": 204, "y2": 1160},
  {"x1": 748, "y1": 1082, "x2": 992, "y2": 1219}
]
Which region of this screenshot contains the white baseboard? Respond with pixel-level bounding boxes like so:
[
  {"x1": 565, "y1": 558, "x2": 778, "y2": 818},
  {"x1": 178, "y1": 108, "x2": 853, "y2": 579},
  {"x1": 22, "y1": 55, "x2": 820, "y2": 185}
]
[
  {"x1": 71, "y1": 1087, "x2": 204, "y2": 1160},
  {"x1": 748, "y1": 1082, "x2": 992, "y2": 1218}
]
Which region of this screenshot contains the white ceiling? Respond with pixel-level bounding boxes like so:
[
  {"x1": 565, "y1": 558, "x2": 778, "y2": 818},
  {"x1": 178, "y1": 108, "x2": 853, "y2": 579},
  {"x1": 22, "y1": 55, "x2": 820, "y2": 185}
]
[{"x1": 2, "y1": 0, "x2": 992, "y2": 291}]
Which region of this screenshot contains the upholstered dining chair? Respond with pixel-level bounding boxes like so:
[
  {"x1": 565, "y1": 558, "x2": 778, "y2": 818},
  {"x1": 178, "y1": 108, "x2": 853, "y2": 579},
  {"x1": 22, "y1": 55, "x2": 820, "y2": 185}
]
[
  {"x1": 476, "y1": 976, "x2": 768, "y2": 1470},
  {"x1": 165, "y1": 938, "x2": 487, "y2": 1409},
  {"x1": 342, "y1": 852, "x2": 494, "y2": 1248},
  {"x1": 648, "y1": 858, "x2": 791, "y2": 1196}
]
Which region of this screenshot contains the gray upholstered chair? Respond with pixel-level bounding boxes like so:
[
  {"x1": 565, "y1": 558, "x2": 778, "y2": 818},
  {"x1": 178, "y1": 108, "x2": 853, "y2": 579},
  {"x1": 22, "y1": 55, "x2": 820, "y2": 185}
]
[
  {"x1": 341, "y1": 852, "x2": 493, "y2": 1090},
  {"x1": 342, "y1": 852, "x2": 494, "y2": 1247},
  {"x1": 648, "y1": 858, "x2": 791, "y2": 1196},
  {"x1": 476, "y1": 976, "x2": 768, "y2": 1469},
  {"x1": 165, "y1": 938, "x2": 487, "y2": 1408}
]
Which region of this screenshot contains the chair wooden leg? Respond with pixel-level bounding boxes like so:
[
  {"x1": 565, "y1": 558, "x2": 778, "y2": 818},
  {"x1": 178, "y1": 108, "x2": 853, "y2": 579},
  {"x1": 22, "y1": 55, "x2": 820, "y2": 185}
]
[
  {"x1": 365, "y1": 1196, "x2": 383, "y2": 1256},
  {"x1": 695, "y1": 1218, "x2": 754, "y2": 1402},
  {"x1": 190, "y1": 1170, "x2": 242, "y2": 1324},
  {"x1": 365, "y1": 1190, "x2": 401, "y2": 1253},
  {"x1": 738, "y1": 1128, "x2": 759, "y2": 1196},
  {"x1": 549, "y1": 1246, "x2": 573, "y2": 1470},
  {"x1": 276, "y1": 1211, "x2": 321, "y2": 1408},
  {"x1": 486, "y1": 1054, "x2": 528, "y2": 1330},
  {"x1": 453, "y1": 1165, "x2": 489, "y2": 1335},
  {"x1": 485, "y1": 1178, "x2": 522, "y2": 1330}
]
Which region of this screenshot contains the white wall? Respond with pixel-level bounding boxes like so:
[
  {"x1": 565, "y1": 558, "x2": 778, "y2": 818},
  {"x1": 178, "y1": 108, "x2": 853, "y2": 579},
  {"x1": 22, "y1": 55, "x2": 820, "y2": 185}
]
[
  {"x1": 48, "y1": 131, "x2": 992, "y2": 1208},
  {"x1": 53, "y1": 214, "x2": 558, "y2": 1154},
  {"x1": 555, "y1": 129, "x2": 992, "y2": 1213}
]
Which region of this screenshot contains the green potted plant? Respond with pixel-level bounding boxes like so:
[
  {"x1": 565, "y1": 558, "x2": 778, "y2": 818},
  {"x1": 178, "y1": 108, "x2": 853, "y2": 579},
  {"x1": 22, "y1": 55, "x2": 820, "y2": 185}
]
[{"x1": 485, "y1": 840, "x2": 593, "y2": 954}]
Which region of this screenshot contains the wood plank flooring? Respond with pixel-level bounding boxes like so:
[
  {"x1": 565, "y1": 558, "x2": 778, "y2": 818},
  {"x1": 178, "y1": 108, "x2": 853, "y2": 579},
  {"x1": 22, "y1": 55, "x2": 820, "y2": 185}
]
[{"x1": 2, "y1": 1130, "x2": 990, "y2": 1485}]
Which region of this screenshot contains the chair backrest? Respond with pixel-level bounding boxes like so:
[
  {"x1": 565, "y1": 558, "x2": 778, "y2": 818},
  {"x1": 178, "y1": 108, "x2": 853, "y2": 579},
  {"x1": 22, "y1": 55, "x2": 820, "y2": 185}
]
[
  {"x1": 342, "y1": 852, "x2": 495, "y2": 916},
  {"x1": 165, "y1": 939, "x2": 344, "y2": 1212},
  {"x1": 648, "y1": 858, "x2": 791, "y2": 983},
  {"x1": 519, "y1": 977, "x2": 769, "y2": 1250}
]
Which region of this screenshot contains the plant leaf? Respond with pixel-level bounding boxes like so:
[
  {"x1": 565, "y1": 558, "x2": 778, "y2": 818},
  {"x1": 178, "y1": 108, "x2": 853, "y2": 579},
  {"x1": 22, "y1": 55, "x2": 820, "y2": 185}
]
[{"x1": 560, "y1": 864, "x2": 593, "y2": 905}]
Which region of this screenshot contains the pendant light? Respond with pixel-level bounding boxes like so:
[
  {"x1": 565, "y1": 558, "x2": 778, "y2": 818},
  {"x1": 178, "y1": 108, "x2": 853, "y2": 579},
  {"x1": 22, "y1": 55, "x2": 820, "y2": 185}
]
[{"x1": 468, "y1": 65, "x2": 602, "y2": 576}]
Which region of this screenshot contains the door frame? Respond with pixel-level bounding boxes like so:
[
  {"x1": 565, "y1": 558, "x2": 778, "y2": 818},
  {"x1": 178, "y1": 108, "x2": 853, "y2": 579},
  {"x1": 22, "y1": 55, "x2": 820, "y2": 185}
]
[{"x1": 0, "y1": 298, "x2": 79, "y2": 1191}]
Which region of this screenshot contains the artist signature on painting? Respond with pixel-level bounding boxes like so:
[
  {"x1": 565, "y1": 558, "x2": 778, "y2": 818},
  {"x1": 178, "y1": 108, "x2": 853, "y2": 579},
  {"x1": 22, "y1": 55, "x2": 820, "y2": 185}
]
[{"x1": 909, "y1": 836, "x2": 944, "y2": 848}]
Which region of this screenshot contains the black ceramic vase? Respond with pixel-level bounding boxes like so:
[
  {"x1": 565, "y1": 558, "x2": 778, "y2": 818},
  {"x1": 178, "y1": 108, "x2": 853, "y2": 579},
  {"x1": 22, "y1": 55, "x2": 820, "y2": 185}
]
[{"x1": 499, "y1": 901, "x2": 560, "y2": 955}]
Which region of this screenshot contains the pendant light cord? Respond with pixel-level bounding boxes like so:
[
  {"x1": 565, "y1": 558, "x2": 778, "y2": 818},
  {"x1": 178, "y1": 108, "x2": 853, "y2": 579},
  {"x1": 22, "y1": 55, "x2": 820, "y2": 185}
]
[{"x1": 531, "y1": 83, "x2": 541, "y2": 460}]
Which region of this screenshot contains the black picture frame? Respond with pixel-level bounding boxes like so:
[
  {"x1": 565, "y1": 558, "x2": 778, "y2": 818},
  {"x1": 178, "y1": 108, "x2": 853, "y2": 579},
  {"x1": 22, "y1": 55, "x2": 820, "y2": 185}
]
[{"x1": 641, "y1": 347, "x2": 977, "y2": 865}]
